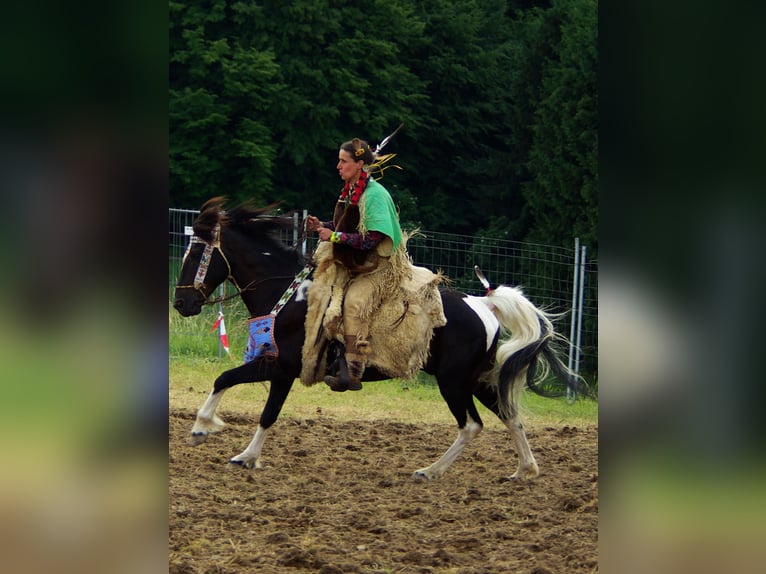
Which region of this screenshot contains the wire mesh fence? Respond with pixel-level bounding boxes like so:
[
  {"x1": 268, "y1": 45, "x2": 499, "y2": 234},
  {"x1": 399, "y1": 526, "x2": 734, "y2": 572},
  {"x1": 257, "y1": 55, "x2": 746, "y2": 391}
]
[{"x1": 169, "y1": 208, "x2": 597, "y2": 382}]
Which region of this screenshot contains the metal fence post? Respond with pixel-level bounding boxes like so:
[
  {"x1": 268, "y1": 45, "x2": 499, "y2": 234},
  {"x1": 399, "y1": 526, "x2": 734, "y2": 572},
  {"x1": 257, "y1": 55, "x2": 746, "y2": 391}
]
[
  {"x1": 568, "y1": 238, "x2": 581, "y2": 399},
  {"x1": 574, "y1": 244, "x2": 587, "y2": 379}
]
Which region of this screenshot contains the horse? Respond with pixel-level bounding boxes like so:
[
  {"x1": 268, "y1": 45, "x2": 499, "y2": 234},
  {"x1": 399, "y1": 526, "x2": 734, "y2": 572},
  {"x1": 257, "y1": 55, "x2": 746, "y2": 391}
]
[{"x1": 172, "y1": 197, "x2": 580, "y2": 480}]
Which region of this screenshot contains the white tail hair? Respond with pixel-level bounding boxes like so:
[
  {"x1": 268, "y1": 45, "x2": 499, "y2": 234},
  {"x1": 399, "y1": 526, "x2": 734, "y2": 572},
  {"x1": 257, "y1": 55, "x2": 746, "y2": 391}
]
[
  {"x1": 481, "y1": 285, "x2": 580, "y2": 418},
  {"x1": 487, "y1": 286, "x2": 549, "y2": 360}
]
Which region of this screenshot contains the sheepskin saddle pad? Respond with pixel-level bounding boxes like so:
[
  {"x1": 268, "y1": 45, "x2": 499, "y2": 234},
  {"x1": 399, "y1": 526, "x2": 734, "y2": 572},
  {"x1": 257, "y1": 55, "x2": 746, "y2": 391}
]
[{"x1": 300, "y1": 241, "x2": 447, "y2": 385}]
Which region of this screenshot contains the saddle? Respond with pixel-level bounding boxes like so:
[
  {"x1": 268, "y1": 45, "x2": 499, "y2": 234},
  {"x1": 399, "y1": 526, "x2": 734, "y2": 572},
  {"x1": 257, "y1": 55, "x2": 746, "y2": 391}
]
[{"x1": 299, "y1": 241, "x2": 447, "y2": 385}]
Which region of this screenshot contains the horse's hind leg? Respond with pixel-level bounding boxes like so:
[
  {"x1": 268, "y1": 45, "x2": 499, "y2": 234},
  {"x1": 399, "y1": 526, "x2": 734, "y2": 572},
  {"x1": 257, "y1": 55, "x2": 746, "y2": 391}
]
[
  {"x1": 413, "y1": 379, "x2": 484, "y2": 480},
  {"x1": 473, "y1": 382, "x2": 539, "y2": 479},
  {"x1": 505, "y1": 418, "x2": 539, "y2": 479},
  {"x1": 413, "y1": 415, "x2": 483, "y2": 480}
]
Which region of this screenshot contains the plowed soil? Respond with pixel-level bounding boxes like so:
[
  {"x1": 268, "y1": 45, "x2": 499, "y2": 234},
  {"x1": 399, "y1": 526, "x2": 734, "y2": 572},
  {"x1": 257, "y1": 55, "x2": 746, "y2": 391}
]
[{"x1": 169, "y1": 409, "x2": 598, "y2": 574}]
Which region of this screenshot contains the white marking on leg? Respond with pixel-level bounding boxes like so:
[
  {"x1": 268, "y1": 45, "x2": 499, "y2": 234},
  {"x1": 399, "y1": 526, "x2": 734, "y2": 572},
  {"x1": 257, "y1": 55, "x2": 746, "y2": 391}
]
[
  {"x1": 413, "y1": 416, "x2": 483, "y2": 480},
  {"x1": 189, "y1": 389, "x2": 227, "y2": 445},
  {"x1": 463, "y1": 296, "x2": 500, "y2": 351},
  {"x1": 504, "y1": 417, "x2": 539, "y2": 479},
  {"x1": 230, "y1": 425, "x2": 269, "y2": 469}
]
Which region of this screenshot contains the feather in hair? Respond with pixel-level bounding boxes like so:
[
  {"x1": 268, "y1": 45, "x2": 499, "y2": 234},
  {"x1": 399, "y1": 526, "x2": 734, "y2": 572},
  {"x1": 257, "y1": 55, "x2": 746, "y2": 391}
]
[{"x1": 367, "y1": 123, "x2": 405, "y2": 179}]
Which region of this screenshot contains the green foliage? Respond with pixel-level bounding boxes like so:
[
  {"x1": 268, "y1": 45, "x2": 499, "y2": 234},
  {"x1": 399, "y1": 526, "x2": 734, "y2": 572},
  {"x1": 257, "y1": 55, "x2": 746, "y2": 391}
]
[
  {"x1": 520, "y1": 0, "x2": 598, "y2": 253},
  {"x1": 170, "y1": 0, "x2": 598, "y2": 254},
  {"x1": 170, "y1": 0, "x2": 280, "y2": 207}
]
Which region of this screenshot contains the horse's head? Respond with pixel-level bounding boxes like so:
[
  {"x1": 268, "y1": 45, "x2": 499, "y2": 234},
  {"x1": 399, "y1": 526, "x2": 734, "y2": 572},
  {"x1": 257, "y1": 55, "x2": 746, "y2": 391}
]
[
  {"x1": 173, "y1": 197, "x2": 231, "y2": 316},
  {"x1": 173, "y1": 197, "x2": 301, "y2": 317}
]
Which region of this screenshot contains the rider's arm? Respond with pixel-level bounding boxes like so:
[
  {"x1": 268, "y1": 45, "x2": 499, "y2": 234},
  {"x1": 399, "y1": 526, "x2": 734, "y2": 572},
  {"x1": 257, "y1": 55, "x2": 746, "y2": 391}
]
[{"x1": 329, "y1": 230, "x2": 384, "y2": 250}]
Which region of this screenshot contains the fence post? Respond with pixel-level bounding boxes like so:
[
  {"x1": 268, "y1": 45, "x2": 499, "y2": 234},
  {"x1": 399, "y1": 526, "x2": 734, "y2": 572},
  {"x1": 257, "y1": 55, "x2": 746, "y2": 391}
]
[
  {"x1": 568, "y1": 238, "x2": 581, "y2": 399},
  {"x1": 574, "y1": 244, "x2": 587, "y2": 379}
]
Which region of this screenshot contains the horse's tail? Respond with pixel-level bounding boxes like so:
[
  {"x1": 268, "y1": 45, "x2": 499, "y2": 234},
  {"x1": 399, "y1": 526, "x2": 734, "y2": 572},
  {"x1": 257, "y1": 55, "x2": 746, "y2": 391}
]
[{"x1": 485, "y1": 286, "x2": 583, "y2": 419}]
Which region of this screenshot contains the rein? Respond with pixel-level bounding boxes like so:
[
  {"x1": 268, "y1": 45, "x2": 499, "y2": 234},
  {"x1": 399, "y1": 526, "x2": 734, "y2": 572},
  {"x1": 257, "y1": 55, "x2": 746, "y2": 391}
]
[{"x1": 203, "y1": 273, "x2": 303, "y2": 306}]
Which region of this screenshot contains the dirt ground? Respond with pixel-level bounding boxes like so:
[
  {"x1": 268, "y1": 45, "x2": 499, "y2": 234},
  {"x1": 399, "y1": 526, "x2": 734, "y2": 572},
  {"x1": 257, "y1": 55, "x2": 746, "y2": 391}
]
[{"x1": 169, "y1": 409, "x2": 598, "y2": 574}]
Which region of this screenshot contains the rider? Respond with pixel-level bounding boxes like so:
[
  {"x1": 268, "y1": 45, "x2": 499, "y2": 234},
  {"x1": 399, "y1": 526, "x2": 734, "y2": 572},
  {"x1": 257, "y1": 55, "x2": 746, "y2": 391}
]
[{"x1": 305, "y1": 137, "x2": 404, "y2": 392}]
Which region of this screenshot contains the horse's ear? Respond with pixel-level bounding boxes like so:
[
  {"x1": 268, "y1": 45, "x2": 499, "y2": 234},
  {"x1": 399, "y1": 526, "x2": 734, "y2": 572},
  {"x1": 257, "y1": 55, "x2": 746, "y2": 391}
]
[{"x1": 194, "y1": 197, "x2": 227, "y2": 241}]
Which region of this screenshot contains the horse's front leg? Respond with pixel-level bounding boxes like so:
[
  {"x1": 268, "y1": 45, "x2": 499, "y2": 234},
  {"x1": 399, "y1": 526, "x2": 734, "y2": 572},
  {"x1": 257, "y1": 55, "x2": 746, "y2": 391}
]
[
  {"x1": 189, "y1": 388, "x2": 227, "y2": 445},
  {"x1": 230, "y1": 375, "x2": 295, "y2": 469},
  {"x1": 189, "y1": 362, "x2": 263, "y2": 446}
]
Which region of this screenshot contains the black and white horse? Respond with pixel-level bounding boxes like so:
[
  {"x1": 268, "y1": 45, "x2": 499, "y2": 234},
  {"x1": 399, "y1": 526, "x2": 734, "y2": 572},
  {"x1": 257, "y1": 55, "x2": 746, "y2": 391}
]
[{"x1": 173, "y1": 197, "x2": 580, "y2": 480}]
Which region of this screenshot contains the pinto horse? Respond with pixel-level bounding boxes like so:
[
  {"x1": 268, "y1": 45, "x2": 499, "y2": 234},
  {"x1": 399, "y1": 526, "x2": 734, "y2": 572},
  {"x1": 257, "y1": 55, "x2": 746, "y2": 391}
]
[{"x1": 173, "y1": 197, "x2": 580, "y2": 480}]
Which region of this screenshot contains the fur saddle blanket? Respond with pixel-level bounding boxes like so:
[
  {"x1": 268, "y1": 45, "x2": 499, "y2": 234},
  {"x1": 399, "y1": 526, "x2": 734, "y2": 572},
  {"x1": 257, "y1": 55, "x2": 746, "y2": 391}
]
[{"x1": 300, "y1": 240, "x2": 447, "y2": 385}]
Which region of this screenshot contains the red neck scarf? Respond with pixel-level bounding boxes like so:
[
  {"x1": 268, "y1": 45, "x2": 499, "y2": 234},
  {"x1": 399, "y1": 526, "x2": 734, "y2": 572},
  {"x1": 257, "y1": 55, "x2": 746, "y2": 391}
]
[{"x1": 338, "y1": 170, "x2": 369, "y2": 206}]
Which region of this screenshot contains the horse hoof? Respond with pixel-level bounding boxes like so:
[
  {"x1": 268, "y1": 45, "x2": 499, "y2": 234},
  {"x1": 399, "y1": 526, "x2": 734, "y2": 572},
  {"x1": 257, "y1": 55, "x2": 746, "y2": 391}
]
[
  {"x1": 229, "y1": 458, "x2": 260, "y2": 470},
  {"x1": 509, "y1": 464, "x2": 540, "y2": 480},
  {"x1": 188, "y1": 432, "x2": 208, "y2": 446},
  {"x1": 412, "y1": 470, "x2": 434, "y2": 481}
]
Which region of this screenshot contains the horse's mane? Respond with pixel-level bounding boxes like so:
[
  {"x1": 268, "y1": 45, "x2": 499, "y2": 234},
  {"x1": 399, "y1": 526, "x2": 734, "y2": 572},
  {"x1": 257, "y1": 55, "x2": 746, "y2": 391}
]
[{"x1": 194, "y1": 196, "x2": 298, "y2": 259}]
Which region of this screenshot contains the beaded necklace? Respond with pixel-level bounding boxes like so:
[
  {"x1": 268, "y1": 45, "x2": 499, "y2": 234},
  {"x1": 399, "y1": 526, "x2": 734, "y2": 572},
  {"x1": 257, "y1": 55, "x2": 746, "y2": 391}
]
[{"x1": 338, "y1": 170, "x2": 369, "y2": 206}]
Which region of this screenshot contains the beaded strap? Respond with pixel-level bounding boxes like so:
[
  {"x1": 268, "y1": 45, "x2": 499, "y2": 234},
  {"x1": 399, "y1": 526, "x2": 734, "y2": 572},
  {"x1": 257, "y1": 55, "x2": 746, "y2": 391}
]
[
  {"x1": 270, "y1": 263, "x2": 313, "y2": 316},
  {"x1": 192, "y1": 224, "x2": 220, "y2": 289}
]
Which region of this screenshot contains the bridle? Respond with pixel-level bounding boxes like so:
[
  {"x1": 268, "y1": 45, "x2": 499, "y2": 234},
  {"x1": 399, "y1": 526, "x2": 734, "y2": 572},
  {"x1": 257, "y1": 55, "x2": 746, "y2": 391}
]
[
  {"x1": 176, "y1": 223, "x2": 235, "y2": 300},
  {"x1": 176, "y1": 222, "x2": 307, "y2": 306}
]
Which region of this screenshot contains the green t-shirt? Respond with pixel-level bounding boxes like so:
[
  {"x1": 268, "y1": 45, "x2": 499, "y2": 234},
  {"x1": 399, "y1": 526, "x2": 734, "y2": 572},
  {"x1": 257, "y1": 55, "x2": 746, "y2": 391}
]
[{"x1": 359, "y1": 178, "x2": 403, "y2": 251}]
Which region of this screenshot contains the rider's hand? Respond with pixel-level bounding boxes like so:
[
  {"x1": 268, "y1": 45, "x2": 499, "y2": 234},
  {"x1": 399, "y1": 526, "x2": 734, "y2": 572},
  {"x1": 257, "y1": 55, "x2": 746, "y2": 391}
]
[
  {"x1": 305, "y1": 215, "x2": 322, "y2": 232},
  {"x1": 317, "y1": 227, "x2": 333, "y2": 242}
]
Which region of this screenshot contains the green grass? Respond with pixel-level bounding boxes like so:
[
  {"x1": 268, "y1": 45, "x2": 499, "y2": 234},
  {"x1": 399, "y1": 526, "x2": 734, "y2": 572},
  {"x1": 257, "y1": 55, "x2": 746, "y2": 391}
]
[
  {"x1": 169, "y1": 300, "x2": 251, "y2": 357},
  {"x1": 170, "y1": 354, "x2": 598, "y2": 430}
]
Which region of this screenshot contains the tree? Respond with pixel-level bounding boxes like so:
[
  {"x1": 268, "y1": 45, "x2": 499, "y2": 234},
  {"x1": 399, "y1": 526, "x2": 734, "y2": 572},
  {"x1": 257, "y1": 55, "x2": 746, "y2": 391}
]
[
  {"x1": 521, "y1": 0, "x2": 598, "y2": 252},
  {"x1": 170, "y1": 0, "x2": 280, "y2": 208},
  {"x1": 396, "y1": 0, "x2": 520, "y2": 234}
]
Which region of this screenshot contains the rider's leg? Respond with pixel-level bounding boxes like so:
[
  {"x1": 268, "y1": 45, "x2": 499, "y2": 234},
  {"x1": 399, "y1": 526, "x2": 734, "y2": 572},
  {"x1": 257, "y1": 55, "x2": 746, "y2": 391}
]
[{"x1": 324, "y1": 275, "x2": 374, "y2": 392}]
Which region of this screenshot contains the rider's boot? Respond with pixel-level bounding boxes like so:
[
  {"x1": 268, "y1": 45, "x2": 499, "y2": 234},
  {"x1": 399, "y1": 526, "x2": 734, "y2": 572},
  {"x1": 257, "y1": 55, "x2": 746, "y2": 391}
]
[
  {"x1": 324, "y1": 355, "x2": 349, "y2": 392},
  {"x1": 324, "y1": 335, "x2": 367, "y2": 392}
]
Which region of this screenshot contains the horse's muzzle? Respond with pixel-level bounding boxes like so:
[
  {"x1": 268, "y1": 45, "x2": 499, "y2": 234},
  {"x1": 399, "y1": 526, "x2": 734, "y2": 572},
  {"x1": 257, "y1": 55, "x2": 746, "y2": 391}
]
[{"x1": 173, "y1": 297, "x2": 201, "y2": 317}]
